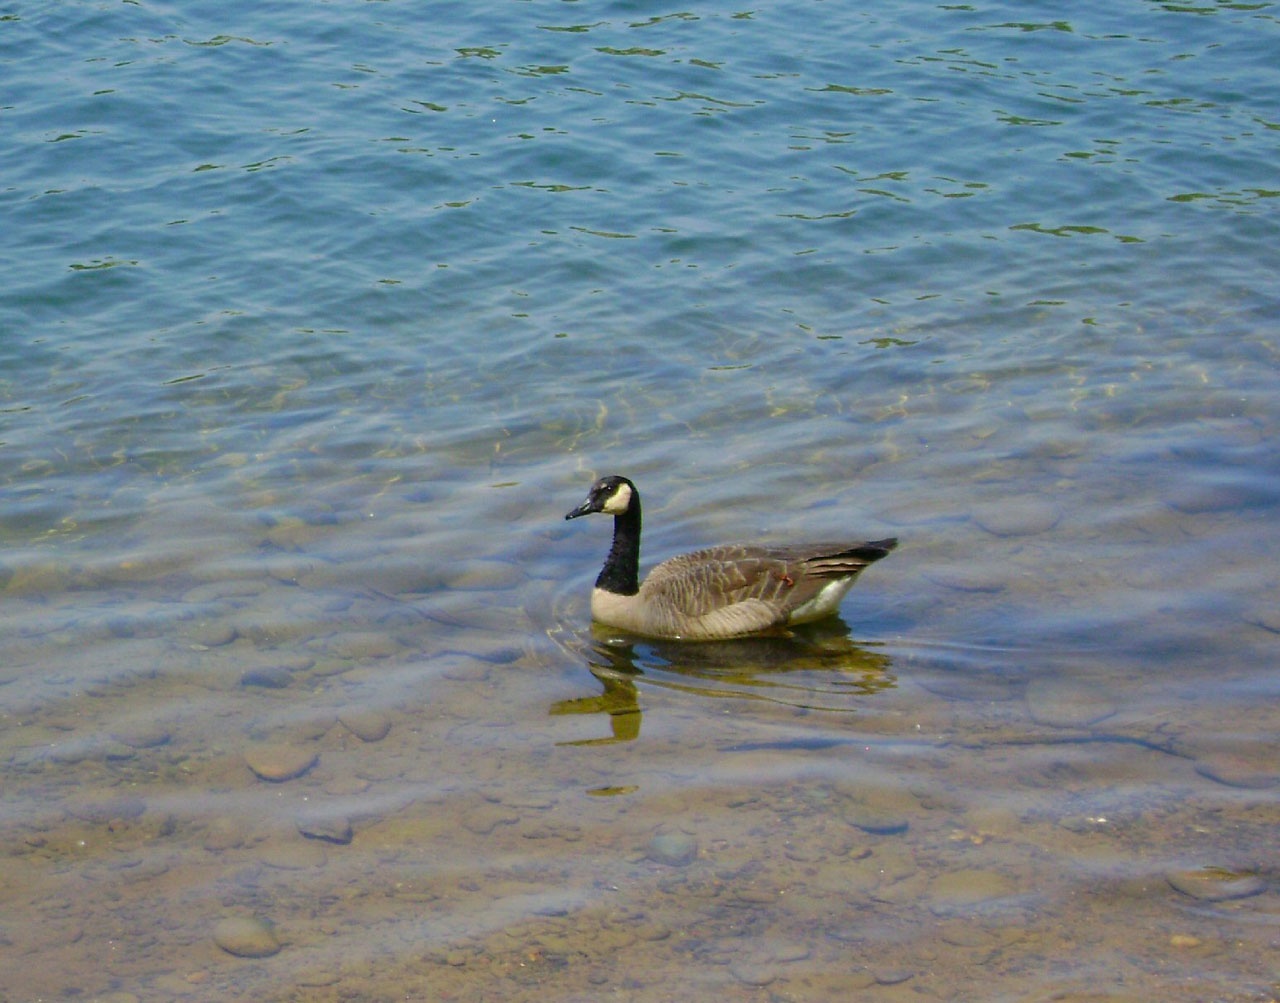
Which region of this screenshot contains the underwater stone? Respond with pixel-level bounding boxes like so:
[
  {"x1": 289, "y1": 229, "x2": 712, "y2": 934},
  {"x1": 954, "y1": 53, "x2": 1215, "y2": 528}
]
[
  {"x1": 973, "y1": 499, "x2": 1061, "y2": 537},
  {"x1": 243, "y1": 743, "x2": 318, "y2": 782},
  {"x1": 729, "y1": 958, "x2": 777, "y2": 987},
  {"x1": 1193, "y1": 746, "x2": 1280, "y2": 789},
  {"x1": 112, "y1": 723, "x2": 171, "y2": 749},
  {"x1": 326, "y1": 631, "x2": 402, "y2": 660},
  {"x1": 1167, "y1": 481, "x2": 1268, "y2": 515},
  {"x1": 259, "y1": 840, "x2": 327, "y2": 870},
  {"x1": 203, "y1": 817, "x2": 249, "y2": 852},
  {"x1": 1166, "y1": 866, "x2": 1265, "y2": 901},
  {"x1": 297, "y1": 814, "x2": 353, "y2": 845},
  {"x1": 842, "y1": 793, "x2": 912, "y2": 835},
  {"x1": 213, "y1": 916, "x2": 280, "y2": 958},
  {"x1": 646, "y1": 832, "x2": 697, "y2": 867},
  {"x1": 1024, "y1": 676, "x2": 1117, "y2": 728},
  {"x1": 240, "y1": 665, "x2": 293, "y2": 689},
  {"x1": 186, "y1": 621, "x2": 237, "y2": 647},
  {"x1": 927, "y1": 868, "x2": 1017, "y2": 915},
  {"x1": 338, "y1": 709, "x2": 391, "y2": 742},
  {"x1": 461, "y1": 805, "x2": 519, "y2": 835}
]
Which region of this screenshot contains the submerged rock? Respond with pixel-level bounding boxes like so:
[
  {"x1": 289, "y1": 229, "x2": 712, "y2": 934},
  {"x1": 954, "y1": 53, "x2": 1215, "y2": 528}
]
[
  {"x1": 259, "y1": 840, "x2": 327, "y2": 870},
  {"x1": 647, "y1": 832, "x2": 697, "y2": 867},
  {"x1": 203, "y1": 817, "x2": 249, "y2": 852},
  {"x1": 338, "y1": 709, "x2": 391, "y2": 742},
  {"x1": 244, "y1": 744, "x2": 318, "y2": 782},
  {"x1": 70, "y1": 795, "x2": 146, "y2": 824},
  {"x1": 973, "y1": 499, "x2": 1060, "y2": 537},
  {"x1": 1166, "y1": 866, "x2": 1265, "y2": 901},
  {"x1": 240, "y1": 665, "x2": 293, "y2": 689},
  {"x1": 842, "y1": 791, "x2": 913, "y2": 835},
  {"x1": 917, "y1": 670, "x2": 1020, "y2": 702},
  {"x1": 326, "y1": 631, "x2": 402, "y2": 660},
  {"x1": 213, "y1": 916, "x2": 280, "y2": 958},
  {"x1": 112, "y1": 723, "x2": 171, "y2": 749},
  {"x1": 927, "y1": 868, "x2": 1017, "y2": 915},
  {"x1": 1167, "y1": 481, "x2": 1266, "y2": 515},
  {"x1": 729, "y1": 957, "x2": 777, "y2": 987},
  {"x1": 461, "y1": 805, "x2": 519, "y2": 836},
  {"x1": 297, "y1": 814, "x2": 353, "y2": 845},
  {"x1": 1193, "y1": 746, "x2": 1280, "y2": 789},
  {"x1": 448, "y1": 560, "x2": 521, "y2": 591},
  {"x1": 186, "y1": 621, "x2": 237, "y2": 647},
  {"x1": 1024, "y1": 676, "x2": 1117, "y2": 728}
]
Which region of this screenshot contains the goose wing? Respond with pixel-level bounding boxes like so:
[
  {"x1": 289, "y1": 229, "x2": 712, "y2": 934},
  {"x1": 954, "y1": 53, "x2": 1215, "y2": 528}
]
[{"x1": 640, "y1": 540, "x2": 896, "y2": 637}]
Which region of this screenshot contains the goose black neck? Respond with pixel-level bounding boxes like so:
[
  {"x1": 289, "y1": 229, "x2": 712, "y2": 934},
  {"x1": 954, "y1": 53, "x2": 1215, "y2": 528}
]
[{"x1": 596, "y1": 496, "x2": 641, "y2": 596}]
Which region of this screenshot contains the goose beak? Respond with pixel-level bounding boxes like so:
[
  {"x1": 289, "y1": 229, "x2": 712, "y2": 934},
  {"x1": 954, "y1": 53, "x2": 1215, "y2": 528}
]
[{"x1": 565, "y1": 497, "x2": 596, "y2": 520}]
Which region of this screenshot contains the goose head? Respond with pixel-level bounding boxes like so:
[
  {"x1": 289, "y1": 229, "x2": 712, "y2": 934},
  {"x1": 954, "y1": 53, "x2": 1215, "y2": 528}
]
[{"x1": 565, "y1": 475, "x2": 637, "y2": 520}]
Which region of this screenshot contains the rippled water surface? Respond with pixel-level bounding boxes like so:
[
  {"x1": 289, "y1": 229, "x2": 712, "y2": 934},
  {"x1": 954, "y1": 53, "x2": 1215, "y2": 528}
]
[{"x1": 3, "y1": 1, "x2": 1279, "y2": 1000}]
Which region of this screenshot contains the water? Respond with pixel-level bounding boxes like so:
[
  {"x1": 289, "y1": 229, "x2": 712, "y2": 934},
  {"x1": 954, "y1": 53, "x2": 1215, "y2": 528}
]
[{"x1": 2, "y1": 0, "x2": 1278, "y2": 999}]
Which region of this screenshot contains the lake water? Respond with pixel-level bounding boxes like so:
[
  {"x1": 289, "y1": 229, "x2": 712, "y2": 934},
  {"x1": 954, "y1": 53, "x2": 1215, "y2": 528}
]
[{"x1": 2, "y1": 0, "x2": 1278, "y2": 999}]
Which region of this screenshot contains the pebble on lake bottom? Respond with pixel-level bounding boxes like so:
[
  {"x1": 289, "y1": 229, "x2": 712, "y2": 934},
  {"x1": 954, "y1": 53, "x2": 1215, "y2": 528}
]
[
  {"x1": 112, "y1": 724, "x2": 171, "y2": 749},
  {"x1": 243, "y1": 743, "x2": 319, "y2": 782},
  {"x1": 1167, "y1": 480, "x2": 1265, "y2": 515},
  {"x1": 203, "y1": 817, "x2": 249, "y2": 852},
  {"x1": 338, "y1": 709, "x2": 392, "y2": 742},
  {"x1": 646, "y1": 832, "x2": 698, "y2": 867},
  {"x1": 1024, "y1": 676, "x2": 1117, "y2": 728},
  {"x1": 240, "y1": 665, "x2": 293, "y2": 689},
  {"x1": 842, "y1": 793, "x2": 912, "y2": 835},
  {"x1": 70, "y1": 795, "x2": 147, "y2": 824},
  {"x1": 973, "y1": 499, "x2": 1061, "y2": 537},
  {"x1": 213, "y1": 916, "x2": 280, "y2": 958},
  {"x1": 186, "y1": 621, "x2": 237, "y2": 647},
  {"x1": 728, "y1": 959, "x2": 777, "y2": 987},
  {"x1": 258, "y1": 840, "x2": 328, "y2": 870},
  {"x1": 325, "y1": 631, "x2": 403, "y2": 660},
  {"x1": 1192, "y1": 746, "x2": 1279, "y2": 789},
  {"x1": 927, "y1": 868, "x2": 1017, "y2": 915},
  {"x1": 461, "y1": 805, "x2": 519, "y2": 836},
  {"x1": 1165, "y1": 866, "x2": 1266, "y2": 901},
  {"x1": 297, "y1": 814, "x2": 354, "y2": 844},
  {"x1": 917, "y1": 671, "x2": 1020, "y2": 703}
]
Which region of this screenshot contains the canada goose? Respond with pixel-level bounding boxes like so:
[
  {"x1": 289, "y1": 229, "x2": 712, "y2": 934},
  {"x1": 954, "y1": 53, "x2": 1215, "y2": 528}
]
[{"x1": 565, "y1": 475, "x2": 897, "y2": 641}]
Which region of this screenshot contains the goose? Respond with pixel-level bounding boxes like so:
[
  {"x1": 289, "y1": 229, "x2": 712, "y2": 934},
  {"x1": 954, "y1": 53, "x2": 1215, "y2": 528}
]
[{"x1": 565, "y1": 475, "x2": 897, "y2": 641}]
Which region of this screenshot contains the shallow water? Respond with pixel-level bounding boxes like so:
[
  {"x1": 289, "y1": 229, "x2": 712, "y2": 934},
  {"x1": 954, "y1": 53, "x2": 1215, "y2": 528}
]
[{"x1": 2, "y1": 1, "x2": 1279, "y2": 1000}]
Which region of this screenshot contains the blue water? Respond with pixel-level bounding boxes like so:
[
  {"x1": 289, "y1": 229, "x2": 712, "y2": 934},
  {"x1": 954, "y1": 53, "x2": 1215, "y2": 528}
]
[{"x1": 2, "y1": 1, "x2": 1279, "y2": 999}]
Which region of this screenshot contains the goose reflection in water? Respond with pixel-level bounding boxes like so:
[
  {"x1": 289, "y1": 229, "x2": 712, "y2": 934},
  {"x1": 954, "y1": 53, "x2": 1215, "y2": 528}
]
[{"x1": 550, "y1": 615, "x2": 896, "y2": 746}]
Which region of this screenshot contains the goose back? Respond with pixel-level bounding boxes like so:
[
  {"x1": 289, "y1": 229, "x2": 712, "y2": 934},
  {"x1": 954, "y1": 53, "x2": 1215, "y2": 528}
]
[{"x1": 591, "y1": 540, "x2": 895, "y2": 640}]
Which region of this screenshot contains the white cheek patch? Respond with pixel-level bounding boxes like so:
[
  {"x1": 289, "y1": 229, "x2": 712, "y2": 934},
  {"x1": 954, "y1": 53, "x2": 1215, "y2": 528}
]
[{"x1": 601, "y1": 482, "x2": 632, "y2": 514}]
